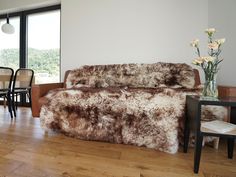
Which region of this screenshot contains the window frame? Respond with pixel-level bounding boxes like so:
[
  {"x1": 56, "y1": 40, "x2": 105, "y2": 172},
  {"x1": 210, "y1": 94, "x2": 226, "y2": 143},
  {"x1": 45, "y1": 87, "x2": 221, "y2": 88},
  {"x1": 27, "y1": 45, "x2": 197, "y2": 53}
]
[
  {"x1": 0, "y1": 4, "x2": 61, "y2": 72},
  {"x1": 0, "y1": 5, "x2": 61, "y2": 106}
]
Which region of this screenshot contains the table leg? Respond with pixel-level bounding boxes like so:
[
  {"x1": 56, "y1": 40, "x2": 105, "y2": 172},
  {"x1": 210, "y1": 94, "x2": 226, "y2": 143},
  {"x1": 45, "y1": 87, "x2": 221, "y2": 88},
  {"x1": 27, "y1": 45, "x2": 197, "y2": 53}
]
[
  {"x1": 213, "y1": 138, "x2": 220, "y2": 149},
  {"x1": 3, "y1": 97, "x2": 6, "y2": 108},
  {"x1": 184, "y1": 106, "x2": 190, "y2": 153},
  {"x1": 183, "y1": 122, "x2": 190, "y2": 153},
  {"x1": 194, "y1": 134, "x2": 203, "y2": 173},
  {"x1": 12, "y1": 92, "x2": 16, "y2": 117},
  {"x1": 228, "y1": 138, "x2": 234, "y2": 159},
  {"x1": 7, "y1": 93, "x2": 13, "y2": 118},
  {"x1": 227, "y1": 106, "x2": 236, "y2": 159}
]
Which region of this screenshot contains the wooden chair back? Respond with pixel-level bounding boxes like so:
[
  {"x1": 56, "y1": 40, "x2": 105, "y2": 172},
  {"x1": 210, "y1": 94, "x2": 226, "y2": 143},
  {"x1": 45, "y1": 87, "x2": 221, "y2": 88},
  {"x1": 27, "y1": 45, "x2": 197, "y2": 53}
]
[{"x1": 0, "y1": 67, "x2": 14, "y2": 91}]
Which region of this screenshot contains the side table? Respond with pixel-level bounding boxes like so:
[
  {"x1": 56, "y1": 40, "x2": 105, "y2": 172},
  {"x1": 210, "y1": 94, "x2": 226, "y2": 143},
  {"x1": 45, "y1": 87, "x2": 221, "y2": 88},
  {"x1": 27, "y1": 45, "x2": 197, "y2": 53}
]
[{"x1": 183, "y1": 95, "x2": 236, "y2": 173}]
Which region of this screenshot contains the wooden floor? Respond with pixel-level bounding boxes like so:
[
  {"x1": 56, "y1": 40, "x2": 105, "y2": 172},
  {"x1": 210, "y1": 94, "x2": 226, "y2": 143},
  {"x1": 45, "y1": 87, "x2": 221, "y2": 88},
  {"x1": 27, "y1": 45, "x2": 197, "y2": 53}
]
[{"x1": 0, "y1": 106, "x2": 235, "y2": 177}]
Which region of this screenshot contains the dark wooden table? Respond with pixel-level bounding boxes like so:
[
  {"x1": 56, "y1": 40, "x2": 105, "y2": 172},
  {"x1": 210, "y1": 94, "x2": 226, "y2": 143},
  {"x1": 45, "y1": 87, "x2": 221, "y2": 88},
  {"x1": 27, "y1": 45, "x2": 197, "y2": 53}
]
[{"x1": 183, "y1": 95, "x2": 236, "y2": 173}]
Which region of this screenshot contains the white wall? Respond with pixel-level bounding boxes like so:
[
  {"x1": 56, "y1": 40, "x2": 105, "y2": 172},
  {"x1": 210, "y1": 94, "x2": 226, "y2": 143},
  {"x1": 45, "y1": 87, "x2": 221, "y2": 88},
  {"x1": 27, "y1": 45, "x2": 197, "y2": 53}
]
[
  {"x1": 0, "y1": 0, "x2": 60, "y2": 13},
  {"x1": 61, "y1": 0, "x2": 208, "y2": 80},
  {"x1": 208, "y1": 0, "x2": 236, "y2": 86},
  {"x1": 4, "y1": 0, "x2": 235, "y2": 85}
]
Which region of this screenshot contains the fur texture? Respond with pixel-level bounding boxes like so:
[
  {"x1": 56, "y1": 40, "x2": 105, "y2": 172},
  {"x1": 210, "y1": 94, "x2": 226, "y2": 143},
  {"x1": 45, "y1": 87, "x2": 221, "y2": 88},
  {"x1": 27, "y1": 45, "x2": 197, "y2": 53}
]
[
  {"x1": 66, "y1": 63, "x2": 195, "y2": 89},
  {"x1": 41, "y1": 87, "x2": 201, "y2": 153},
  {"x1": 40, "y1": 63, "x2": 226, "y2": 154}
]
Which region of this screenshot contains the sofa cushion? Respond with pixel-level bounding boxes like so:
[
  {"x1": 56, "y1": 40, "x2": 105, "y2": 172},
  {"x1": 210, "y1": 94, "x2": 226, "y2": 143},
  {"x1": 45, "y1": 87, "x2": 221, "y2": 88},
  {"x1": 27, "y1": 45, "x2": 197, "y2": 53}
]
[{"x1": 66, "y1": 62, "x2": 195, "y2": 89}]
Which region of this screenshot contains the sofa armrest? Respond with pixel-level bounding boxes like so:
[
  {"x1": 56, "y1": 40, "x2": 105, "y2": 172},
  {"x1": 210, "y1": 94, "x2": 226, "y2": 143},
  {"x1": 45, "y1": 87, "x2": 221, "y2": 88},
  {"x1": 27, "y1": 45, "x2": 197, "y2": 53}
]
[
  {"x1": 193, "y1": 69, "x2": 201, "y2": 87},
  {"x1": 32, "y1": 82, "x2": 64, "y2": 117}
]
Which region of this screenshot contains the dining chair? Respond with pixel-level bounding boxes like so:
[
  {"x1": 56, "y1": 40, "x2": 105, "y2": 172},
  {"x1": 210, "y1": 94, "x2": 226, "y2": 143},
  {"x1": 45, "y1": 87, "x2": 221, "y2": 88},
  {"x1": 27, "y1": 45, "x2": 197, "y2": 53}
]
[
  {"x1": 12, "y1": 68, "x2": 34, "y2": 117},
  {"x1": 0, "y1": 67, "x2": 14, "y2": 118}
]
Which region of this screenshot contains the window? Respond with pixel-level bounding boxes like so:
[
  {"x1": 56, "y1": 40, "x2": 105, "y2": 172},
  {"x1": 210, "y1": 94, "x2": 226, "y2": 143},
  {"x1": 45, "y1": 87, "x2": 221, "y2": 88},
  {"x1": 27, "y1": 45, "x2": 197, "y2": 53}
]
[
  {"x1": 0, "y1": 17, "x2": 20, "y2": 71},
  {"x1": 0, "y1": 5, "x2": 60, "y2": 106},
  {"x1": 27, "y1": 10, "x2": 60, "y2": 83},
  {"x1": 0, "y1": 5, "x2": 60, "y2": 84}
]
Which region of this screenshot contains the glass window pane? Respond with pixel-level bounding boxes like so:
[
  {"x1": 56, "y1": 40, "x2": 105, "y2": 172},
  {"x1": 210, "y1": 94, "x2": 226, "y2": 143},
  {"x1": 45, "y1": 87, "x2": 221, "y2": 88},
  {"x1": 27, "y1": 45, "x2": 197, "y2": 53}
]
[
  {"x1": 27, "y1": 10, "x2": 60, "y2": 84},
  {"x1": 0, "y1": 17, "x2": 20, "y2": 71}
]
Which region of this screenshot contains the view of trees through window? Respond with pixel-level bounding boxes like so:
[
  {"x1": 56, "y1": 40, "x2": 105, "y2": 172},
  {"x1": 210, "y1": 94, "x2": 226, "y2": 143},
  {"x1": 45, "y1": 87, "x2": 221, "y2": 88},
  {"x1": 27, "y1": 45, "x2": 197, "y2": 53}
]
[
  {"x1": 0, "y1": 9, "x2": 60, "y2": 84},
  {"x1": 28, "y1": 48, "x2": 60, "y2": 82},
  {"x1": 0, "y1": 48, "x2": 59, "y2": 79},
  {"x1": 28, "y1": 10, "x2": 60, "y2": 83}
]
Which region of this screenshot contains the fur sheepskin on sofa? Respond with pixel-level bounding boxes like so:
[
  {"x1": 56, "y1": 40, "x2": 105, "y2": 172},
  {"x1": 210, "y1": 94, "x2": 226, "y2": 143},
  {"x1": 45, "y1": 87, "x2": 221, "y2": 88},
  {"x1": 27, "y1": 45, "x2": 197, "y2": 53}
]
[
  {"x1": 41, "y1": 87, "x2": 202, "y2": 153},
  {"x1": 66, "y1": 63, "x2": 195, "y2": 89},
  {"x1": 40, "y1": 63, "x2": 226, "y2": 154}
]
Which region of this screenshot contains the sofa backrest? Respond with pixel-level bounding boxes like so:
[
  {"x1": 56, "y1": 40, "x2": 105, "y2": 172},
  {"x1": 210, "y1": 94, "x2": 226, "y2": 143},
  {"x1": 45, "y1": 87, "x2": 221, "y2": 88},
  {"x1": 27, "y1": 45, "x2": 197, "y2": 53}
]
[
  {"x1": 63, "y1": 70, "x2": 71, "y2": 88},
  {"x1": 66, "y1": 62, "x2": 196, "y2": 89},
  {"x1": 193, "y1": 69, "x2": 200, "y2": 87}
]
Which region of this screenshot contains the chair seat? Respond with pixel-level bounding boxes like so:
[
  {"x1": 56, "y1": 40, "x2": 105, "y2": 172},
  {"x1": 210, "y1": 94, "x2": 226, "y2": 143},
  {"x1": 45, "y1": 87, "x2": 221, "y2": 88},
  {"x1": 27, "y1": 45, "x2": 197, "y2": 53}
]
[
  {"x1": 14, "y1": 88, "x2": 29, "y2": 94},
  {"x1": 0, "y1": 89, "x2": 9, "y2": 96},
  {"x1": 0, "y1": 91, "x2": 8, "y2": 96}
]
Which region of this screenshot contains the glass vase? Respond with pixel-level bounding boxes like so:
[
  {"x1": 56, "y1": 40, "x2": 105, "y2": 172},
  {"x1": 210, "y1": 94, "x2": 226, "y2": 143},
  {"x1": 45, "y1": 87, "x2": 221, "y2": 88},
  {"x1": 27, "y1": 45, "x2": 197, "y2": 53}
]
[{"x1": 202, "y1": 73, "x2": 218, "y2": 98}]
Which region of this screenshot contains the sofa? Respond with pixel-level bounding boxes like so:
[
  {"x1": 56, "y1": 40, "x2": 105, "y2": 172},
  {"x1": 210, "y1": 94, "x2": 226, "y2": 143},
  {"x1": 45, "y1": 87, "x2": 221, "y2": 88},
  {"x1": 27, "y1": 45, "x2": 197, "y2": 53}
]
[{"x1": 32, "y1": 62, "x2": 225, "y2": 153}]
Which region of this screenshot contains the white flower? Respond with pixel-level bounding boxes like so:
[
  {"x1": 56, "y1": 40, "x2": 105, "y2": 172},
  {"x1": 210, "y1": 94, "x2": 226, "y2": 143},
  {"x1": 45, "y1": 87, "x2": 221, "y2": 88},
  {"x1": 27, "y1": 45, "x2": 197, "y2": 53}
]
[
  {"x1": 215, "y1": 38, "x2": 226, "y2": 45},
  {"x1": 192, "y1": 57, "x2": 204, "y2": 65},
  {"x1": 192, "y1": 60, "x2": 199, "y2": 65},
  {"x1": 190, "y1": 39, "x2": 199, "y2": 47},
  {"x1": 208, "y1": 42, "x2": 219, "y2": 50},
  {"x1": 205, "y1": 28, "x2": 216, "y2": 33},
  {"x1": 192, "y1": 56, "x2": 215, "y2": 65},
  {"x1": 202, "y1": 56, "x2": 215, "y2": 62},
  {"x1": 191, "y1": 28, "x2": 225, "y2": 77},
  {"x1": 205, "y1": 28, "x2": 216, "y2": 36}
]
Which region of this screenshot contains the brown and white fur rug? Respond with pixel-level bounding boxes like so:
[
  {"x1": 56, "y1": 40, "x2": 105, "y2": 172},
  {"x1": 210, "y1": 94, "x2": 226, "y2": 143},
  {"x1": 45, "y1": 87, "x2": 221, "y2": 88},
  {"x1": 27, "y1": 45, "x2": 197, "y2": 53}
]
[{"x1": 40, "y1": 87, "x2": 226, "y2": 154}]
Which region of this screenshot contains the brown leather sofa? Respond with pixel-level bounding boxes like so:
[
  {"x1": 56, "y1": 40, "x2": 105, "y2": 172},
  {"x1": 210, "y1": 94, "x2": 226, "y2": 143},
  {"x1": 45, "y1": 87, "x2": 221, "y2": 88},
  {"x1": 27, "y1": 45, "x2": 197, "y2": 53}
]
[
  {"x1": 34, "y1": 63, "x2": 205, "y2": 154},
  {"x1": 32, "y1": 70, "x2": 70, "y2": 117},
  {"x1": 32, "y1": 69, "x2": 200, "y2": 118}
]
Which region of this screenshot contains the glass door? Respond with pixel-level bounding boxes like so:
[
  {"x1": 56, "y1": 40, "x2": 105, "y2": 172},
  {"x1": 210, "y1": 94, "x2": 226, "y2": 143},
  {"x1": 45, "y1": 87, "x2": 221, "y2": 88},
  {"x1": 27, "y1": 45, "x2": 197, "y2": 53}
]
[{"x1": 27, "y1": 10, "x2": 60, "y2": 84}]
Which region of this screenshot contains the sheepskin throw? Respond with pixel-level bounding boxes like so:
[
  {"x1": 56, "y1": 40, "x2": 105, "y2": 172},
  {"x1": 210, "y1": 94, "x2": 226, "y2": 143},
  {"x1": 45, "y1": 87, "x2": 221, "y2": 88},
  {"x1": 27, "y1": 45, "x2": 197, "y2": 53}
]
[
  {"x1": 40, "y1": 63, "x2": 225, "y2": 154},
  {"x1": 66, "y1": 63, "x2": 195, "y2": 89},
  {"x1": 41, "y1": 87, "x2": 201, "y2": 153}
]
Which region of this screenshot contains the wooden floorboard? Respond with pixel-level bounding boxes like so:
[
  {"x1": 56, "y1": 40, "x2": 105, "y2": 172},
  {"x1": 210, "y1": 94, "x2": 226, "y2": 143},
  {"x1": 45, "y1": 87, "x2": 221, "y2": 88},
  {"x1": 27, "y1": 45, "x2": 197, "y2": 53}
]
[{"x1": 0, "y1": 106, "x2": 235, "y2": 177}]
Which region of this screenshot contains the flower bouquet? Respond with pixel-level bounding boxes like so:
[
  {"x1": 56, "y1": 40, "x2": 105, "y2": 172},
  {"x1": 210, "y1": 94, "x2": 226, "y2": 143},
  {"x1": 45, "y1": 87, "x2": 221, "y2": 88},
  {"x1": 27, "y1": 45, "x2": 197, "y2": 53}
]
[{"x1": 191, "y1": 28, "x2": 225, "y2": 98}]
